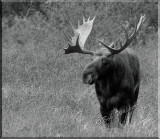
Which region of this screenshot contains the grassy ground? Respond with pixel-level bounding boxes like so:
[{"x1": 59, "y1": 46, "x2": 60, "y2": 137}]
[{"x1": 2, "y1": 2, "x2": 158, "y2": 137}]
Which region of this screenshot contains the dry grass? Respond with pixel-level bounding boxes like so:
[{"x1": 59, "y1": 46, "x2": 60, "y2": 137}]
[{"x1": 2, "y1": 2, "x2": 158, "y2": 137}]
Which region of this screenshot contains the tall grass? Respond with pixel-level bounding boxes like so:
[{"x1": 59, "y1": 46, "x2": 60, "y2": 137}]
[{"x1": 2, "y1": 3, "x2": 158, "y2": 137}]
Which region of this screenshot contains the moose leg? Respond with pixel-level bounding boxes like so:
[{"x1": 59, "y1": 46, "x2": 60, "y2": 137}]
[
  {"x1": 119, "y1": 107, "x2": 129, "y2": 125},
  {"x1": 129, "y1": 102, "x2": 137, "y2": 123},
  {"x1": 129, "y1": 106, "x2": 135, "y2": 123},
  {"x1": 134, "y1": 85, "x2": 140, "y2": 103},
  {"x1": 100, "y1": 104, "x2": 113, "y2": 126},
  {"x1": 129, "y1": 85, "x2": 139, "y2": 123}
]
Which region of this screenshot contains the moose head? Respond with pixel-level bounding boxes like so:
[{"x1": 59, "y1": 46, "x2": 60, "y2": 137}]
[{"x1": 63, "y1": 15, "x2": 146, "y2": 85}]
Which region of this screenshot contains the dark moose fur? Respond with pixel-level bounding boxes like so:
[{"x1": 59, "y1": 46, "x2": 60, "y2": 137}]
[
  {"x1": 63, "y1": 15, "x2": 145, "y2": 127},
  {"x1": 82, "y1": 48, "x2": 140, "y2": 126}
]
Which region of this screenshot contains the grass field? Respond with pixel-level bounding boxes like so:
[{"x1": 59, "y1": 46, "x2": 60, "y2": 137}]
[{"x1": 2, "y1": 2, "x2": 158, "y2": 137}]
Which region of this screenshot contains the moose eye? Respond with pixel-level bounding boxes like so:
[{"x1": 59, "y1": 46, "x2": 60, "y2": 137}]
[{"x1": 102, "y1": 58, "x2": 109, "y2": 65}]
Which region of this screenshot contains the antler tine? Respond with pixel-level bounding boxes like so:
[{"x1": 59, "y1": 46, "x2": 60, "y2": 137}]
[
  {"x1": 122, "y1": 14, "x2": 146, "y2": 48},
  {"x1": 136, "y1": 14, "x2": 146, "y2": 32},
  {"x1": 95, "y1": 37, "x2": 114, "y2": 53},
  {"x1": 97, "y1": 15, "x2": 146, "y2": 55},
  {"x1": 63, "y1": 35, "x2": 80, "y2": 54},
  {"x1": 63, "y1": 16, "x2": 96, "y2": 56},
  {"x1": 78, "y1": 19, "x2": 80, "y2": 27},
  {"x1": 83, "y1": 16, "x2": 85, "y2": 23},
  {"x1": 95, "y1": 37, "x2": 115, "y2": 54},
  {"x1": 107, "y1": 20, "x2": 129, "y2": 49},
  {"x1": 117, "y1": 21, "x2": 129, "y2": 45},
  {"x1": 63, "y1": 31, "x2": 72, "y2": 42},
  {"x1": 128, "y1": 17, "x2": 138, "y2": 41},
  {"x1": 92, "y1": 15, "x2": 96, "y2": 22},
  {"x1": 69, "y1": 21, "x2": 76, "y2": 32},
  {"x1": 88, "y1": 16, "x2": 90, "y2": 21}
]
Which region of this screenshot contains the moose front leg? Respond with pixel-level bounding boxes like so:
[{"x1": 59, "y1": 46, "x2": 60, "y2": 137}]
[{"x1": 100, "y1": 102, "x2": 113, "y2": 126}]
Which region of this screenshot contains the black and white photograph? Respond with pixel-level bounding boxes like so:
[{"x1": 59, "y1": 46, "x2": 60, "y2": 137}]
[{"x1": 2, "y1": 0, "x2": 159, "y2": 137}]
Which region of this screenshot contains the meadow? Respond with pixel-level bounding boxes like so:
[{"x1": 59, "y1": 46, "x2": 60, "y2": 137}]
[{"x1": 2, "y1": 2, "x2": 158, "y2": 137}]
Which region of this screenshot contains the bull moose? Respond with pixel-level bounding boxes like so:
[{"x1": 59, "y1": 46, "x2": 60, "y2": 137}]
[{"x1": 63, "y1": 15, "x2": 146, "y2": 127}]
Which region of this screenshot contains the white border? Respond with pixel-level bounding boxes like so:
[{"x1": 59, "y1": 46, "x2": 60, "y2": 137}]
[
  {"x1": 2, "y1": 0, "x2": 159, "y2": 137},
  {"x1": 158, "y1": 1, "x2": 160, "y2": 138}
]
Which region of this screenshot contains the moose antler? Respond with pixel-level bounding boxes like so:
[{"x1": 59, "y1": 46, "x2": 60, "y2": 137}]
[
  {"x1": 63, "y1": 16, "x2": 96, "y2": 55},
  {"x1": 96, "y1": 15, "x2": 146, "y2": 54}
]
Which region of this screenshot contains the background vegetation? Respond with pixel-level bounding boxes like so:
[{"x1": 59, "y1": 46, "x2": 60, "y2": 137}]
[{"x1": 2, "y1": 1, "x2": 158, "y2": 137}]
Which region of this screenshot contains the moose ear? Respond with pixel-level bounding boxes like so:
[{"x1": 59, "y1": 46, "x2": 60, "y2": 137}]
[{"x1": 102, "y1": 57, "x2": 109, "y2": 65}]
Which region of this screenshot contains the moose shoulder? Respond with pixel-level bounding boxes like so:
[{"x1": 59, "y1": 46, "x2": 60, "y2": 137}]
[{"x1": 63, "y1": 15, "x2": 146, "y2": 127}]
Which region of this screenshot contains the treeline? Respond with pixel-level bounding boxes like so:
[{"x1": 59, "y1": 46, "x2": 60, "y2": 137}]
[{"x1": 2, "y1": 1, "x2": 158, "y2": 31}]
